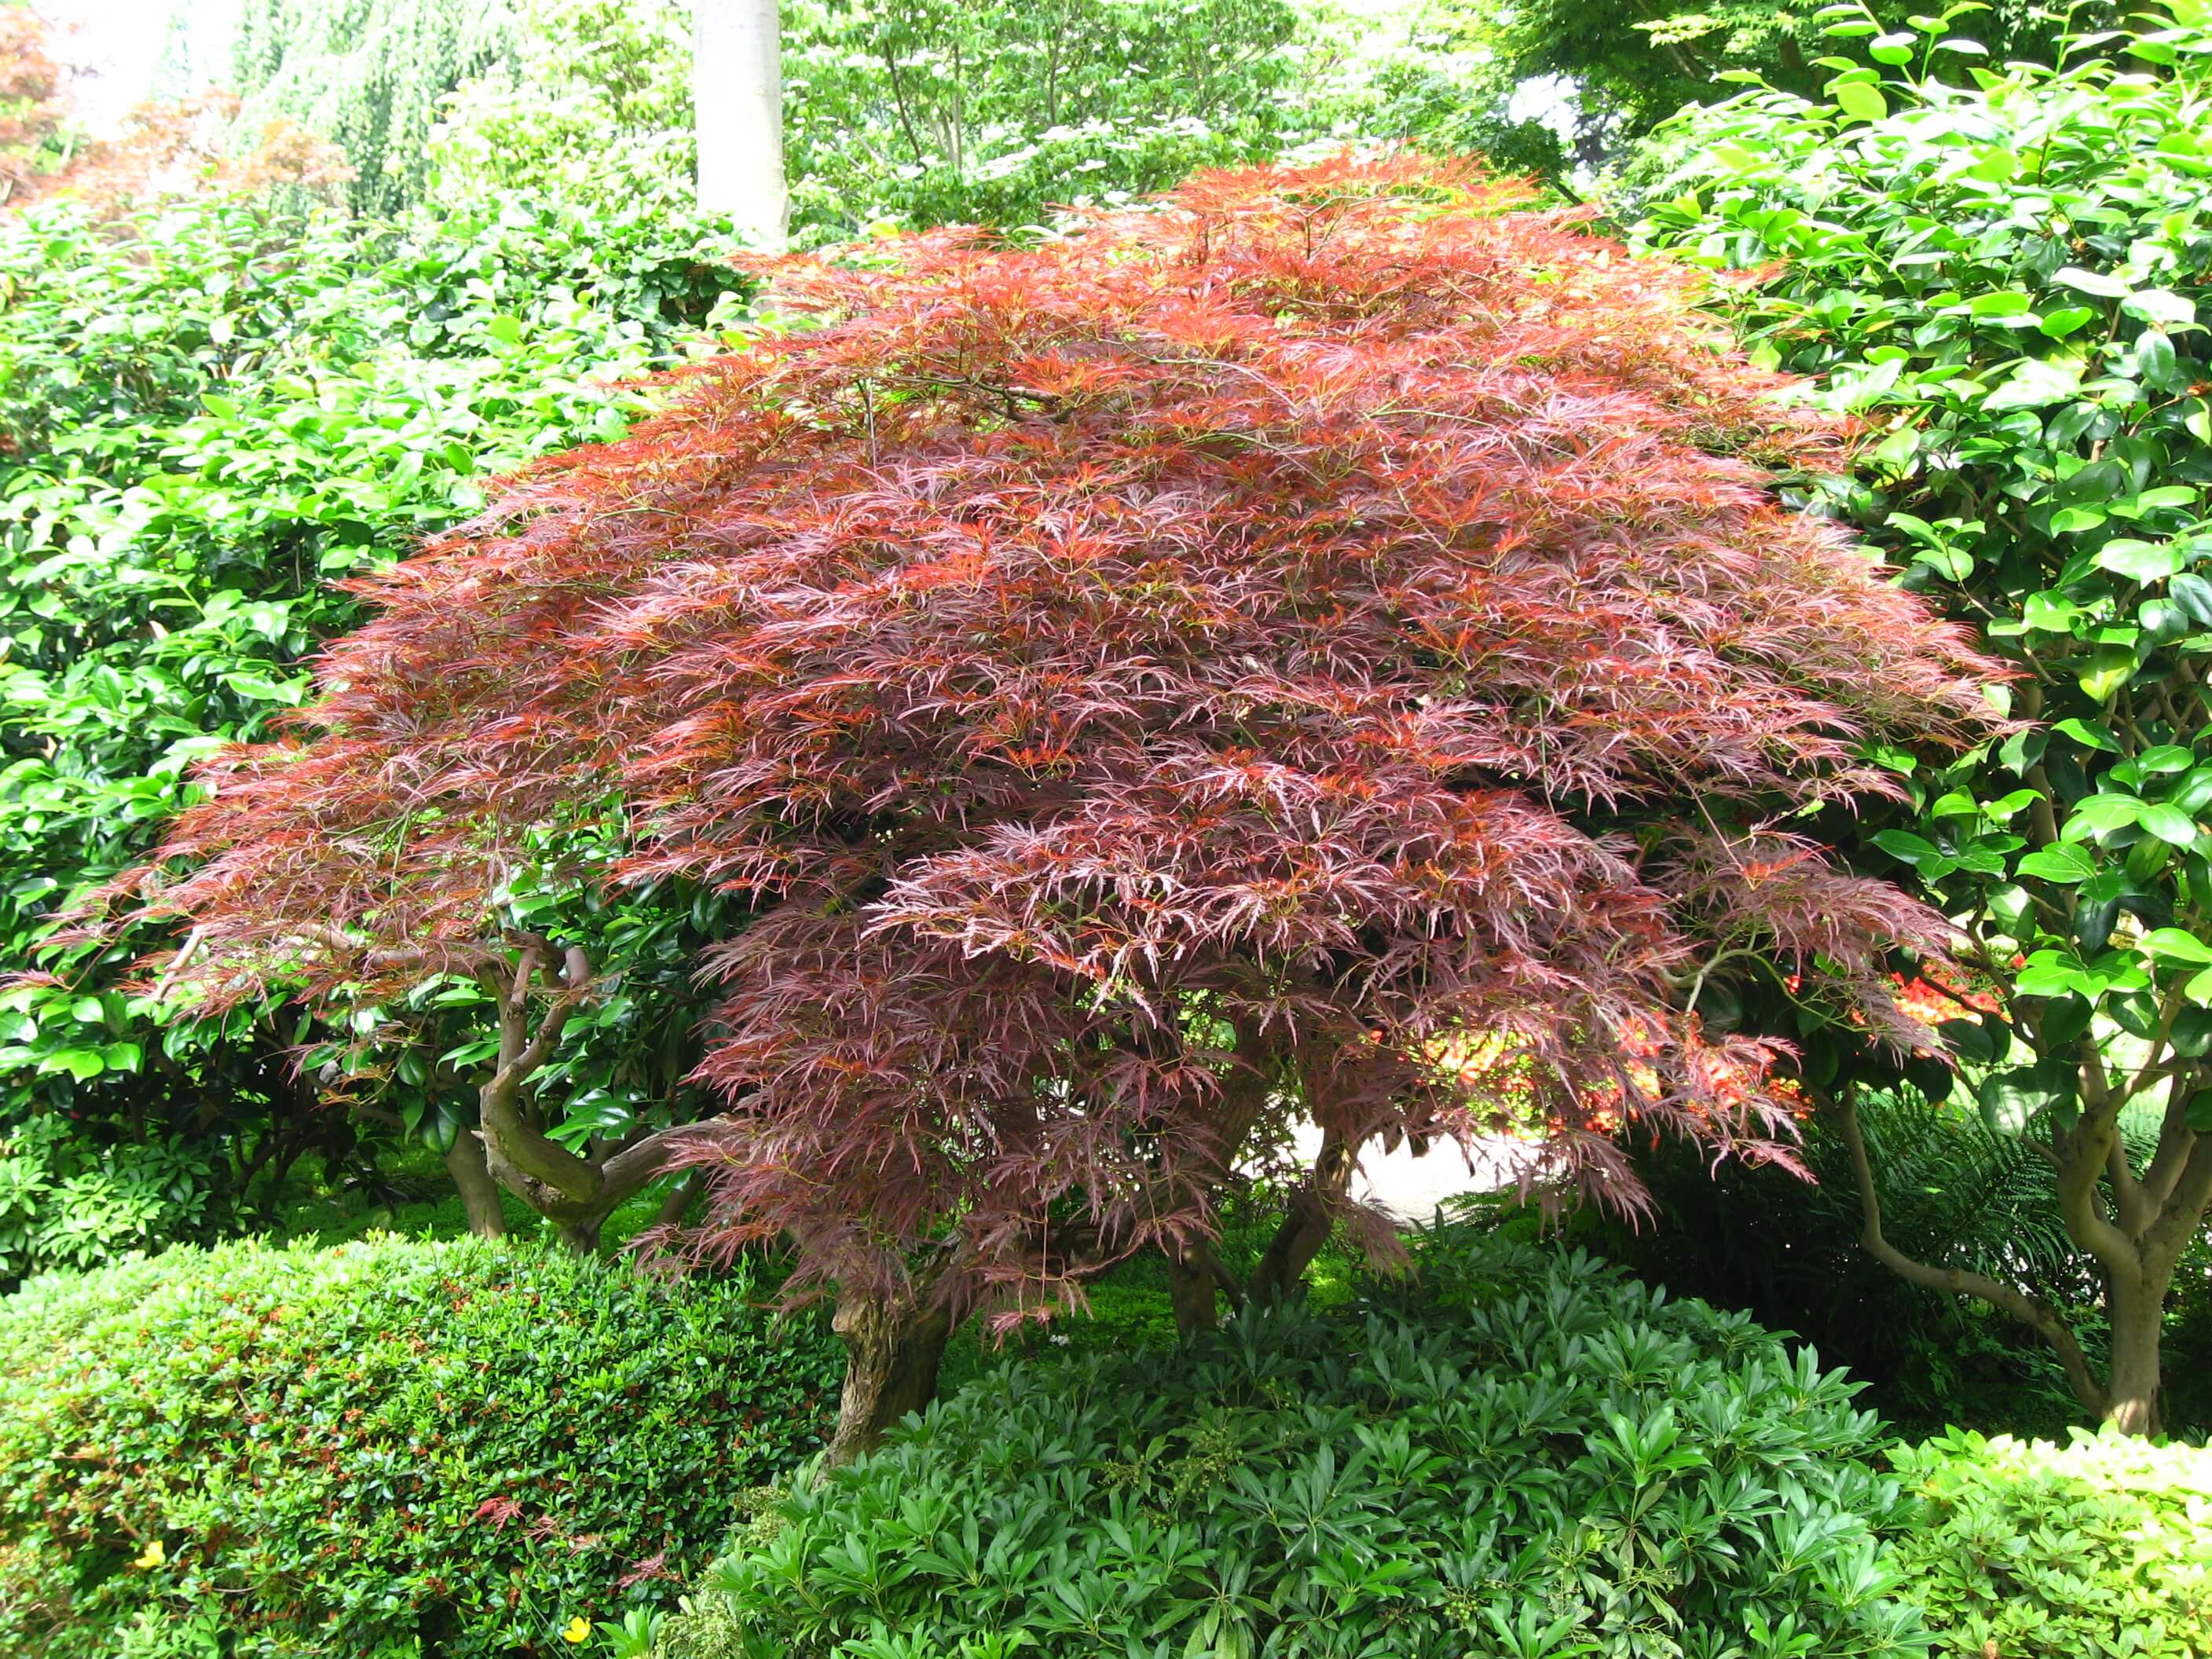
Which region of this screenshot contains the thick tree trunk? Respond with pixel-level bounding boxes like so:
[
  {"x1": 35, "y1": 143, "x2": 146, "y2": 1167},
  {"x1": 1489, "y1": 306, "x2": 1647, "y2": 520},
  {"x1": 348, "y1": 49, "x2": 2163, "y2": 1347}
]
[
  {"x1": 2105, "y1": 1276, "x2": 2165, "y2": 1437},
  {"x1": 443, "y1": 1129, "x2": 507, "y2": 1239},
  {"x1": 694, "y1": 0, "x2": 786, "y2": 245},
  {"x1": 552, "y1": 1214, "x2": 606, "y2": 1255},
  {"x1": 1248, "y1": 1125, "x2": 1353, "y2": 1306},
  {"x1": 824, "y1": 1286, "x2": 953, "y2": 1467}
]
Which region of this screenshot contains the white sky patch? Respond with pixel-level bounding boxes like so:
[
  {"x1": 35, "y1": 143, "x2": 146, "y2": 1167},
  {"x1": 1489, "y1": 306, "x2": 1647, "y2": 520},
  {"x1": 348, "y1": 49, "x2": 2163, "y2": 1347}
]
[{"x1": 38, "y1": 0, "x2": 235, "y2": 137}]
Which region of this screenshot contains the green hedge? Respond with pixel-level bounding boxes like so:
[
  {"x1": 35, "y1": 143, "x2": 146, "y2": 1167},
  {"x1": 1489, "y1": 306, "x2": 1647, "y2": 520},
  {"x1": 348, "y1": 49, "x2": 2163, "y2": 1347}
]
[
  {"x1": 0, "y1": 1235, "x2": 842, "y2": 1657},
  {"x1": 1890, "y1": 1428, "x2": 2212, "y2": 1659},
  {"x1": 657, "y1": 1233, "x2": 1925, "y2": 1659}
]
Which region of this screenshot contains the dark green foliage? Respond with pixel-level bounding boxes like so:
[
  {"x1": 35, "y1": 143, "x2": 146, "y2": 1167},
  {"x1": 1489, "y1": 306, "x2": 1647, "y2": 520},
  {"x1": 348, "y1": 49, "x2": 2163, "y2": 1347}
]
[
  {"x1": 0, "y1": 189, "x2": 749, "y2": 1280},
  {"x1": 0, "y1": 1235, "x2": 843, "y2": 1657},
  {"x1": 1632, "y1": 9, "x2": 2212, "y2": 1428},
  {"x1": 660, "y1": 1233, "x2": 1925, "y2": 1659},
  {"x1": 1568, "y1": 1094, "x2": 2181, "y2": 1438},
  {"x1": 1354, "y1": 0, "x2": 2137, "y2": 178},
  {"x1": 1887, "y1": 1428, "x2": 2212, "y2": 1658}
]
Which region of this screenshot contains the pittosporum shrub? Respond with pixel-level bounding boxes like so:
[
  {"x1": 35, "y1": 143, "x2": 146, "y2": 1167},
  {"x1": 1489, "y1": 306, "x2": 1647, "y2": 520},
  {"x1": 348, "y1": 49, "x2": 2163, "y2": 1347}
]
[
  {"x1": 0, "y1": 1235, "x2": 842, "y2": 1657},
  {"x1": 1887, "y1": 1427, "x2": 2212, "y2": 1659},
  {"x1": 655, "y1": 1232, "x2": 1927, "y2": 1659}
]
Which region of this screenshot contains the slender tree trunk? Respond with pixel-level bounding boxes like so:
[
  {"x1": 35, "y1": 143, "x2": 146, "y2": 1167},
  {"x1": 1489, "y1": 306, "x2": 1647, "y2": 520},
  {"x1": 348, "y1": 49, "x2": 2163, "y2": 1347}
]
[
  {"x1": 694, "y1": 0, "x2": 786, "y2": 246},
  {"x1": 2106, "y1": 1275, "x2": 2165, "y2": 1437},
  {"x1": 1249, "y1": 1124, "x2": 1353, "y2": 1306},
  {"x1": 443, "y1": 1129, "x2": 507, "y2": 1239},
  {"x1": 652, "y1": 1171, "x2": 700, "y2": 1230},
  {"x1": 1164, "y1": 1240, "x2": 1220, "y2": 1337},
  {"x1": 824, "y1": 1286, "x2": 953, "y2": 1467},
  {"x1": 1155, "y1": 1020, "x2": 1280, "y2": 1332}
]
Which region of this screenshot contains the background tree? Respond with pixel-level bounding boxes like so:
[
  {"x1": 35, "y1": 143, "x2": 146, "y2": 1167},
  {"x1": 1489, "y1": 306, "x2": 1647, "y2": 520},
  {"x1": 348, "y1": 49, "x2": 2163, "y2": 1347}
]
[
  {"x1": 693, "y1": 0, "x2": 785, "y2": 245},
  {"x1": 1640, "y1": 9, "x2": 2212, "y2": 1434},
  {"x1": 0, "y1": 4, "x2": 72, "y2": 207},
  {"x1": 230, "y1": 0, "x2": 511, "y2": 214},
  {"x1": 118, "y1": 153, "x2": 1998, "y2": 1455},
  {"x1": 778, "y1": 0, "x2": 1307, "y2": 236}
]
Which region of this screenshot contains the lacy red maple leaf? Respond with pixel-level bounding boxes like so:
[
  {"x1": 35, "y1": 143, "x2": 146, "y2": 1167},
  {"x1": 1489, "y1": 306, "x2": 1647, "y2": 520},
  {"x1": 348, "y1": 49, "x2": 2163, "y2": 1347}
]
[{"x1": 118, "y1": 152, "x2": 1998, "y2": 1325}]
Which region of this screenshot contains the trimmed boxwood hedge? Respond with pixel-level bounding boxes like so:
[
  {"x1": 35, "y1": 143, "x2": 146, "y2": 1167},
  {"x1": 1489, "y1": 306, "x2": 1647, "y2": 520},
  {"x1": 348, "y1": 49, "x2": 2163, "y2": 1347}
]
[{"x1": 0, "y1": 1234, "x2": 842, "y2": 1657}]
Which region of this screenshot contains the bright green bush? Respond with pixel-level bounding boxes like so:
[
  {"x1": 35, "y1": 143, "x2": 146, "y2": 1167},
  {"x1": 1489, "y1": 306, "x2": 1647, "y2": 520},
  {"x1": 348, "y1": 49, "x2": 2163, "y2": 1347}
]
[
  {"x1": 1630, "y1": 8, "x2": 2212, "y2": 1432},
  {"x1": 658, "y1": 1234, "x2": 1925, "y2": 1659},
  {"x1": 0, "y1": 1235, "x2": 842, "y2": 1657},
  {"x1": 0, "y1": 189, "x2": 751, "y2": 1280},
  {"x1": 1888, "y1": 1427, "x2": 2212, "y2": 1658}
]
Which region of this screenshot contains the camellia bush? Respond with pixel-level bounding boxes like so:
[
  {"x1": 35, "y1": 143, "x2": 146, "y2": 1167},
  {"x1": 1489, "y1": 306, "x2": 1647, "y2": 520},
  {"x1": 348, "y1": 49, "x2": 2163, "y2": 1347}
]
[
  {"x1": 0, "y1": 185, "x2": 753, "y2": 1280},
  {"x1": 110, "y1": 152, "x2": 2002, "y2": 1458},
  {"x1": 653, "y1": 1232, "x2": 1928, "y2": 1659},
  {"x1": 1635, "y1": 7, "x2": 2212, "y2": 1434},
  {"x1": 0, "y1": 1234, "x2": 844, "y2": 1657}
]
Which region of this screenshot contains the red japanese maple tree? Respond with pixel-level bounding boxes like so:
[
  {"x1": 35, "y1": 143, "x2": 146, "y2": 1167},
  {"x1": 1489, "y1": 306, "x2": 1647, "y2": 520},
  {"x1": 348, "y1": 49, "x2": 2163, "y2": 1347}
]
[{"x1": 119, "y1": 154, "x2": 1998, "y2": 1455}]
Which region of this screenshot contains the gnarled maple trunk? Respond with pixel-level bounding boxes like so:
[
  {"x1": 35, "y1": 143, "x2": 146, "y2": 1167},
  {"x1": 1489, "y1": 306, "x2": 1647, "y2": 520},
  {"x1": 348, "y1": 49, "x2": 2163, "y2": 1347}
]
[
  {"x1": 1249, "y1": 1122, "x2": 1355, "y2": 1306},
  {"x1": 1157, "y1": 1023, "x2": 1282, "y2": 1339},
  {"x1": 464, "y1": 936, "x2": 700, "y2": 1254},
  {"x1": 825, "y1": 1284, "x2": 952, "y2": 1467},
  {"x1": 1164, "y1": 1240, "x2": 1224, "y2": 1337}
]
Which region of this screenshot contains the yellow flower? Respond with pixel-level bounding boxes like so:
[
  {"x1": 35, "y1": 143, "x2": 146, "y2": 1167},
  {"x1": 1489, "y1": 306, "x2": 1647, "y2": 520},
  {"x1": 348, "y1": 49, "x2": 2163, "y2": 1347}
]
[
  {"x1": 562, "y1": 1617, "x2": 591, "y2": 1645},
  {"x1": 132, "y1": 1539, "x2": 165, "y2": 1569}
]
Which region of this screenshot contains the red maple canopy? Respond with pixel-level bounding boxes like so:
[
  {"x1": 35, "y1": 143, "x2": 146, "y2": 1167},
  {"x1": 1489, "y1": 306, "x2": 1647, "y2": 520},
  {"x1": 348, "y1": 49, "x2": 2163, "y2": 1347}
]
[{"x1": 123, "y1": 153, "x2": 1996, "y2": 1317}]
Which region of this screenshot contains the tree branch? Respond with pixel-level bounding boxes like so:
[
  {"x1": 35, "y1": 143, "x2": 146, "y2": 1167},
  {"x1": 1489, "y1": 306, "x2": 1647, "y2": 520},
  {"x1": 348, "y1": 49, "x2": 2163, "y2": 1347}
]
[
  {"x1": 2140, "y1": 1133, "x2": 2212, "y2": 1284},
  {"x1": 1837, "y1": 1090, "x2": 2108, "y2": 1417},
  {"x1": 2063, "y1": 1040, "x2": 2151, "y2": 1281}
]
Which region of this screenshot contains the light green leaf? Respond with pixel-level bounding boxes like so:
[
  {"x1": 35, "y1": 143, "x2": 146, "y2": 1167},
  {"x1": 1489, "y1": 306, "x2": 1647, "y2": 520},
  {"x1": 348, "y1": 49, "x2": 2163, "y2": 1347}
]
[
  {"x1": 1983, "y1": 356, "x2": 2085, "y2": 411},
  {"x1": 1832, "y1": 79, "x2": 1889, "y2": 120},
  {"x1": 2053, "y1": 718, "x2": 2121, "y2": 753},
  {"x1": 2097, "y1": 539, "x2": 2185, "y2": 581},
  {"x1": 2053, "y1": 266, "x2": 2131, "y2": 299},
  {"x1": 2141, "y1": 927, "x2": 2212, "y2": 964},
  {"x1": 2122, "y1": 288, "x2": 2198, "y2": 330},
  {"x1": 2139, "y1": 802, "x2": 2199, "y2": 845},
  {"x1": 2017, "y1": 844, "x2": 2096, "y2": 883},
  {"x1": 1873, "y1": 830, "x2": 1943, "y2": 864}
]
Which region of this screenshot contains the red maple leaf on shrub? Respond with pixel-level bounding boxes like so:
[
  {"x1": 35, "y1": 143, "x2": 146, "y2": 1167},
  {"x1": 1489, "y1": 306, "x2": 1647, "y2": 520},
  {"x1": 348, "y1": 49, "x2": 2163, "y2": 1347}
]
[{"x1": 114, "y1": 152, "x2": 1999, "y2": 1334}]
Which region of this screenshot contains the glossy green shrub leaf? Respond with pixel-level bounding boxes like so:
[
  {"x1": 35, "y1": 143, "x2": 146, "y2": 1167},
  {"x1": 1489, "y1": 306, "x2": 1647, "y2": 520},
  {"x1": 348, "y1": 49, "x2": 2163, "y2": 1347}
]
[
  {"x1": 1888, "y1": 1430, "x2": 2212, "y2": 1657},
  {"x1": 1635, "y1": 34, "x2": 2212, "y2": 1331},
  {"x1": 0, "y1": 186, "x2": 753, "y2": 1278}
]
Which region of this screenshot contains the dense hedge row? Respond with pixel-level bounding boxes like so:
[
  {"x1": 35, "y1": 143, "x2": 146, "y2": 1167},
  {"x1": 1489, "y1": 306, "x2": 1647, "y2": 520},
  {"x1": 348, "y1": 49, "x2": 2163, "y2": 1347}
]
[{"x1": 0, "y1": 1236, "x2": 841, "y2": 1657}]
